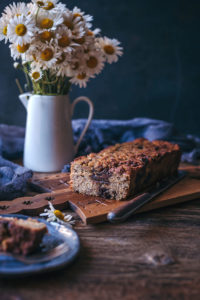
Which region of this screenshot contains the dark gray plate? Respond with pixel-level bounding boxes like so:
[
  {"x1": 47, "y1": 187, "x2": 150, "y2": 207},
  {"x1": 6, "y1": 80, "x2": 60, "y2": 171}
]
[{"x1": 0, "y1": 214, "x2": 80, "y2": 277}]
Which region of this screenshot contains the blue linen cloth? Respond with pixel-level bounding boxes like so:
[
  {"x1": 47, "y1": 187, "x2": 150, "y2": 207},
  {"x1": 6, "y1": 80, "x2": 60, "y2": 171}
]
[
  {"x1": 63, "y1": 118, "x2": 200, "y2": 171},
  {"x1": 0, "y1": 157, "x2": 32, "y2": 200},
  {"x1": 0, "y1": 118, "x2": 200, "y2": 199},
  {"x1": 72, "y1": 118, "x2": 200, "y2": 161},
  {"x1": 0, "y1": 124, "x2": 32, "y2": 200}
]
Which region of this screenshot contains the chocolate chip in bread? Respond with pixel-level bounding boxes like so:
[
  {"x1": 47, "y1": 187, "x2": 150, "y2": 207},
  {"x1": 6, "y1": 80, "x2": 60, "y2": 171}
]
[{"x1": 70, "y1": 138, "x2": 181, "y2": 200}]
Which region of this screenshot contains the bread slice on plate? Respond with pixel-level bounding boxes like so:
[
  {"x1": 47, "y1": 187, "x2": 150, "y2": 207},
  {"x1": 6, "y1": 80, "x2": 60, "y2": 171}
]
[{"x1": 0, "y1": 216, "x2": 47, "y2": 256}]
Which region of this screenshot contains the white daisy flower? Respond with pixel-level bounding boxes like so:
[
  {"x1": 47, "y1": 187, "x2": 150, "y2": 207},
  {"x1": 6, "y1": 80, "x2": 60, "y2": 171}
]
[
  {"x1": 30, "y1": 67, "x2": 43, "y2": 82},
  {"x1": 56, "y1": 58, "x2": 70, "y2": 77},
  {"x1": 56, "y1": 25, "x2": 77, "y2": 54},
  {"x1": 73, "y1": 33, "x2": 94, "y2": 50},
  {"x1": 27, "y1": 3, "x2": 39, "y2": 15},
  {"x1": 7, "y1": 15, "x2": 35, "y2": 46},
  {"x1": 30, "y1": 59, "x2": 41, "y2": 70},
  {"x1": 78, "y1": 30, "x2": 100, "y2": 50},
  {"x1": 32, "y1": 0, "x2": 65, "y2": 11},
  {"x1": 63, "y1": 54, "x2": 83, "y2": 78},
  {"x1": 10, "y1": 43, "x2": 21, "y2": 60},
  {"x1": 4, "y1": 2, "x2": 29, "y2": 20},
  {"x1": 34, "y1": 43, "x2": 60, "y2": 69},
  {"x1": 10, "y1": 42, "x2": 30, "y2": 60},
  {"x1": 40, "y1": 201, "x2": 75, "y2": 227},
  {"x1": 55, "y1": 51, "x2": 74, "y2": 77},
  {"x1": 38, "y1": 30, "x2": 55, "y2": 43},
  {"x1": 70, "y1": 72, "x2": 91, "y2": 88},
  {"x1": 0, "y1": 2, "x2": 123, "y2": 91},
  {"x1": 72, "y1": 6, "x2": 93, "y2": 28},
  {"x1": 83, "y1": 50, "x2": 105, "y2": 76},
  {"x1": 50, "y1": 2, "x2": 66, "y2": 12},
  {"x1": 37, "y1": 10, "x2": 63, "y2": 31},
  {"x1": 31, "y1": 0, "x2": 47, "y2": 8},
  {"x1": 22, "y1": 46, "x2": 38, "y2": 64},
  {"x1": 86, "y1": 28, "x2": 101, "y2": 37},
  {"x1": 62, "y1": 9, "x2": 85, "y2": 39},
  {"x1": 97, "y1": 37, "x2": 123, "y2": 64},
  {"x1": 66, "y1": 48, "x2": 92, "y2": 76},
  {"x1": 0, "y1": 15, "x2": 9, "y2": 43}
]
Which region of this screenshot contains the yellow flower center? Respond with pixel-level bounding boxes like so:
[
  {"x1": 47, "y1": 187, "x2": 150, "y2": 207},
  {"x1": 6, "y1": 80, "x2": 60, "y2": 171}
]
[
  {"x1": 77, "y1": 73, "x2": 86, "y2": 80},
  {"x1": 39, "y1": 31, "x2": 53, "y2": 42},
  {"x1": 86, "y1": 56, "x2": 98, "y2": 69},
  {"x1": 17, "y1": 43, "x2": 30, "y2": 53},
  {"x1": 104, "y1": 45, "x2": 115, "y2": 55},
  {"x1": 40, "y1": 18, "x2": 53, "y2": 29},
  {"x1": 58, "y1": 35, "x2": 70, "y2": 48},
  {"x1": 75, "y1": 36, "x2": 85, "y2": 45},
  {"x1": 40, "y1": 48, "x2": 53, "y2": 61},
  {"x1": 32, "y1": 54, "x2": 37, "y2": 61},
  {"x1": 74, "y1": 13, "x2": 81, "y2": 18},
  {"x1": 63, "y1": 20, "x2": 74, "y2": 30},
  {"x1": 16, "y1": 14, "x2": 21, "y2": 17},
  {"x1": 73, "y1": 13, "x2": 83, "y2": 21},
  {"x1": 56, "y1": 53, "x2": 66, "y2": 64},
  {"x1": 3, "y1": 26, "x2": 7, "y2": 36},
  {"x1": 37, "y1": 1, "x2": 45, "y2": 7},
  {"x1": 87, "y1": 30, "x2": 93, "y2": 36},
  {"x1": 44, "y1": 1, "x2": 55, "y2": 10},
  {"x1": 15, "y1": 24, "x2": 27, "y2": 36},
  {"x1": 32, "y1": 71, "x2": 41, "y2": 80},
  {"x1": 54, "y1": 210, "x2": 64, "y2": 220}
]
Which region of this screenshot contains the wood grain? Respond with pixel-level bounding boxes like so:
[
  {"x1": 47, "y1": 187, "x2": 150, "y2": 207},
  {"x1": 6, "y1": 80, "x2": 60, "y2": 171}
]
[
  {"x1": 0, "y1": 198, "x2": 200, "y2": 300},
  {"x1": 0, "y1": 166, "x2": 200, "y2": 225},
  {"x1": 0, "y1": 164, "x2": 200, "y2": 299}
]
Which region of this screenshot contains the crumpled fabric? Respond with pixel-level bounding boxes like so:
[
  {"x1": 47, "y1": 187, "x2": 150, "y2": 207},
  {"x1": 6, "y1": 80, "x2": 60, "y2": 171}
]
[
  {"x1": 0, "y1": 156, "x2": 32, "y2": 200},
  {"x1": 73, "y1": 118, "x2": 200, "y2": 161},
  {"x1": 63, "y1": 118, "x2": 200, "y2": 171},
  {"x1": 0, "y1": 124, "x2": 32, "y2": 200},
  {"x1": 0, "y1": 118, "x2": 200, "y2": 199}
]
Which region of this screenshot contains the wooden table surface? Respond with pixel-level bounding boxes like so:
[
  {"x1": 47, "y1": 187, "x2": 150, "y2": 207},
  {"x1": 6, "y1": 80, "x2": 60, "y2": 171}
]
[
  {"x1": 0, "y1": 164, "x2": 200, "y2": 300},
  {"x1": 0, "y1": 197, "x2": 200, "y2": 300}
]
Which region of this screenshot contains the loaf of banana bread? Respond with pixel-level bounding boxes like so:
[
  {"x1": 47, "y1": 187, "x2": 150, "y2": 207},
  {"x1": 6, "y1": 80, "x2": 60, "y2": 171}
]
[
  {"x1": 0, "y1": 217, "x2": 47, "y2": 255},
  {"x1": 70, "y1": 138, "x2": 181, "y2": 200}
]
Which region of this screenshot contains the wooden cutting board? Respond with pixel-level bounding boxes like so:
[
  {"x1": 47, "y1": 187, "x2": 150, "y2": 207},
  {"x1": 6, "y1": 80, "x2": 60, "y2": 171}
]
[{"x1": 0, "y1": 165, "x2": 200, "y2": 224}]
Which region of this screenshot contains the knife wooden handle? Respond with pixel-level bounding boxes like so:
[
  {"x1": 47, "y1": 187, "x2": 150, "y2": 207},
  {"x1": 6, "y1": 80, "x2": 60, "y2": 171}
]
[{"x1": 107, "y1": 192, "x2": 151, "y2": 223}]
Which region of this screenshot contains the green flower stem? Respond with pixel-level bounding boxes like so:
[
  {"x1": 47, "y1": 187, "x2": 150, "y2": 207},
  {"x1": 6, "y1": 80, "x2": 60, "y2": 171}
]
[
  {"x1": 15, "y1": 78, "x2": 24, "y2": 94},
  {"x1": 35, "y1": 7, "x2": 40, "y2": 24},
  {"x1": 41, "y1": 78, "x2": 59, "y2": 85},
  {"x1": 19, "y1": 63, "x2": 71, "y2": 95},
  {"x1": 23, "y1": 64, "x2": 32, "y2": 92}
]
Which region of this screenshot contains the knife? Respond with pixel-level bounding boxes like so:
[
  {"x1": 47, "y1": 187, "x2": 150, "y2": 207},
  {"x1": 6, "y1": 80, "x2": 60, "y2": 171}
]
[{"x1": 107, "y1": 171, "x2": 186, "y2": 224}]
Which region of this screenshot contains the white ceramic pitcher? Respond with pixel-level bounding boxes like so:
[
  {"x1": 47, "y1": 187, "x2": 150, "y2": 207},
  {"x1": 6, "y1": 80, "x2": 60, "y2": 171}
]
[{"x1": 19, "y1": 93, "x2": 94, "y2": 172}]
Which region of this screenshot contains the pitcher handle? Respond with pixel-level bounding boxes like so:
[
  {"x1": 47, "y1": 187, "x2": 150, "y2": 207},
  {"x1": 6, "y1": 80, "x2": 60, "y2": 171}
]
[
  {"x1": 71, "y1": 96, "x2": 94, "y2": 155},
  {"x1": 19, "y1": 92, "x2": 32, "y2": 110}
]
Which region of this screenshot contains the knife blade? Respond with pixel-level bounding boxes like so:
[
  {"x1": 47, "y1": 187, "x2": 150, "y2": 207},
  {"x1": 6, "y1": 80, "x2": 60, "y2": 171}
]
[{"x1": 107, "y1": 171, "x2": 186, "y2": 224}]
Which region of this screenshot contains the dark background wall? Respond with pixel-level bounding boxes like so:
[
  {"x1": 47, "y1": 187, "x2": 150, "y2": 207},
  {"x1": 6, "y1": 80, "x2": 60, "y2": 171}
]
[{"x1": 0, "y1": 0, "x2": 199, "y2": 134}]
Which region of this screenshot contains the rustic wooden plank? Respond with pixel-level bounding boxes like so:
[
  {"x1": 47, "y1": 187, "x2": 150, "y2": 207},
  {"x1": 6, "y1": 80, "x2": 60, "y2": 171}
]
[
  {"x1": 1, "y1": 166, "x2": 200, "y2": 225},
  {"x1": 0, "y1": 190, "x2": 70, "y2": 215},
  {"x1": 29, "y1": 167, "x2": 200, "y2": 224},
  {"x1": 0, "y1": 198, "x2": 200, "y2": 299}
]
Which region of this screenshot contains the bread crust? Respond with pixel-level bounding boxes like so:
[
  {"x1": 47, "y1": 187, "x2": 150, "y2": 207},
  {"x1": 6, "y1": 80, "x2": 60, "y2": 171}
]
[
  {"x1": 0, "y1": 217, "x2": 47, "y2": 255},
  {"x1": 70, "y1": 138, "x2": 181, "y2": 200}
]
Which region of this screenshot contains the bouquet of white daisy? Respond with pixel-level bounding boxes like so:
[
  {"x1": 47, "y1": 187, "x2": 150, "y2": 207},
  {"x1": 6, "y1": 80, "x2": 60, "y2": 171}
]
[{"x1": 0, "y1": 0, "x2": 123, "y2": 95}]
